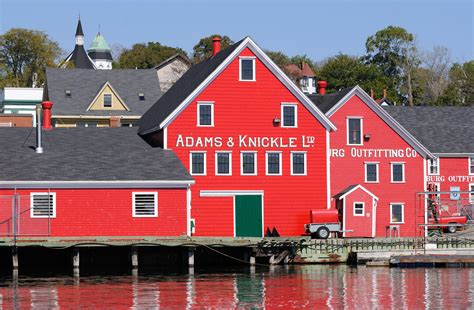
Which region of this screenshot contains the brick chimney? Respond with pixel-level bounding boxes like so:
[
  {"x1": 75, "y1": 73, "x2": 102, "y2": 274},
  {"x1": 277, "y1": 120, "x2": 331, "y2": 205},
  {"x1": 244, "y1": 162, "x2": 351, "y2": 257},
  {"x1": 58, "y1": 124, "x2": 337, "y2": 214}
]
[
  {"x1": 212, "y1": 37, "x2": 221, "y2": 56},
  {"x1": 42, "y1": 101, "x2": 53, "y2": 130},
  {"x1": 317, "y1": 81, "x2": 327, "y2": 95}
]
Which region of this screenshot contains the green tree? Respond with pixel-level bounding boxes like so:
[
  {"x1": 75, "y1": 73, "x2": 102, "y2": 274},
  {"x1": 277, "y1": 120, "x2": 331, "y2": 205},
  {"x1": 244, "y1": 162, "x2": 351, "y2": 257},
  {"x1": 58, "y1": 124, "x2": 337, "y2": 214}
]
[
  {"x1": 318, "y1": 54, "x2": 392, "y2": 99},
  {"x1": 117, "y1": 42, "x2": 187, "y2": 69},
  {"x1": 265, "y1": 50, "x2": 291, "y2": 68},
  {"x1": 192, "y1": 34, "x2": 233, "y2": 63},
  {"x1": 0, "y1": 28, "x2": 61, "y2": 87},
  {"x1": 437, "y1": 61, "x2": 474, "y2": 106}
]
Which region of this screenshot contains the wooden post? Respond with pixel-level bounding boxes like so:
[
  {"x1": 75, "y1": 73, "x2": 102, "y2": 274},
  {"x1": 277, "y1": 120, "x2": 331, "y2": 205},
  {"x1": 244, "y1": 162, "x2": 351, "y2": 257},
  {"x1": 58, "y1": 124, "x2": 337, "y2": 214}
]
[
  {"x1": 12, "y1": 247, "x2": 18, "y2": 270},
  {"x1": 73, "y1": 248, "x2": 80, "y2": 273},
  {"x1": 131, "y1": 247, "x2": 138, "y2": 269},
  {"x1": 188, "y1": 248, "x2": 195, "y2": 267}
]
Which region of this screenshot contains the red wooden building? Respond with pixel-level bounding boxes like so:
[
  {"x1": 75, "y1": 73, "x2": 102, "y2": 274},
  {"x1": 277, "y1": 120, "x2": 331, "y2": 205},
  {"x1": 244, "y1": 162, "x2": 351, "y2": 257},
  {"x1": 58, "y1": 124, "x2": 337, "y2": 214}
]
[
  {"x1": 139, "y1": 37, "x2": 336, "y2": 237},
  {"x1": 0, "y1": 123, "x2": 193, "y2": 238},
  {"x1": 309, "y1": 86, "x2": 434, "y2": 237}
]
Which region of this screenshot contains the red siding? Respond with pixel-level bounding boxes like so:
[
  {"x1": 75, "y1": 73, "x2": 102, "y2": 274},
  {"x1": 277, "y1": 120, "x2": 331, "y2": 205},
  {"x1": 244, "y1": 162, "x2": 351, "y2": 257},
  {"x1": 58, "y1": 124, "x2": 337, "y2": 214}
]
[
  {"x1": 167, "y1": 48, "x2": 329, "y2": 237},
  {"x1": 340, "y1": 188, "x2": 374, "y2": 238},
  {"x1": 0, "y1": 188, "x2": 187, "y2": 237},
  {"x1": 329, "y1": 95, "x2": 425, "y2": 237}
]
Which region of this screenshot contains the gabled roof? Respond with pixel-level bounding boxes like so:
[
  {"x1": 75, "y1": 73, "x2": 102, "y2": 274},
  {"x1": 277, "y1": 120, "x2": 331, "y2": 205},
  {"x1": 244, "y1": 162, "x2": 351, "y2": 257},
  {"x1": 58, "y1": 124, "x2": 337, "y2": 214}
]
[
  {"x1": 334, "y1": 184, "x2": 378, "y2": 200},
  {"x1": 45, "y1": 68, "x2": 161, "y2": 116},
  {"x1": 301, "y1": 62, "x2": 315, "y2": 77},
  {"x1": 309, "y1": 86, "x2": 434, "y2": 159},
  {"x1": 0, "y1": 128, "x2": 193, "y2": 185},
  {"x1": 86, "y1": 81, "x2": 130, "y2": 111},
  {"x1": 138, "y1": 37, "x2": 335, "y2": 135},
  {"x1": 308, "y1": 87, "x2": 353, "y2": 113},
  {"x1": 154, "y1": 53, "x2": 191, "y2": 70},
  {"x1": 384, "y1": 106, "x2": 474, "y2": 155},
  {"x1": 63, "y1": 44, "x2": 96, "y2": 69}
]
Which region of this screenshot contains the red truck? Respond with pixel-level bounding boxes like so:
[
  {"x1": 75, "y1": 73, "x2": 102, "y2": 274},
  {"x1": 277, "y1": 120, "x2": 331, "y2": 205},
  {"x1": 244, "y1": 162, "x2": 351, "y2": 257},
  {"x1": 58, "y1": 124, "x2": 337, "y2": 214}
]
[{"x1": 427, "y1": 198, "x2": 468, "y2": 233}]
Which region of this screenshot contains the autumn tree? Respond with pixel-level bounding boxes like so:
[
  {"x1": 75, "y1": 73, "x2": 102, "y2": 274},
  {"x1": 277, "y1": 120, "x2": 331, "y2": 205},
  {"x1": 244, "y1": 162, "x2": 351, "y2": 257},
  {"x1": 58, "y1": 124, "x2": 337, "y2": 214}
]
[
  {"x1": 0, "y1": 28, "x2": 62, "y2": 87},
  {"x1": 422, "y1": 46, "x2": 451, "y2": 103},
  {"x1": 192, "y1": 34, "x2": 233, "y2": 63},
  {"x1": 117, "y1": 42, "x2": 187, "y2": 69}
]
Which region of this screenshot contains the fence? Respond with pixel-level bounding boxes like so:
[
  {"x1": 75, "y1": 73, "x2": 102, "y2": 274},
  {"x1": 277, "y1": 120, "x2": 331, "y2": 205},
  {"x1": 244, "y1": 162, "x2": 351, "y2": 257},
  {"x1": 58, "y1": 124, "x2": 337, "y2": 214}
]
[{"x1": 0, "y1": 194, "x2": 51, "y2": 238}]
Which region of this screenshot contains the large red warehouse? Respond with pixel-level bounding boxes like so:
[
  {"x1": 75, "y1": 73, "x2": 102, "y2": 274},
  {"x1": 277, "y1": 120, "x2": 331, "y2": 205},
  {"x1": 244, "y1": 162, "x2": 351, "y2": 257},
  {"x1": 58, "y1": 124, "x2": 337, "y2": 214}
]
[
  {"x1": 0, "y1": 127, "x2": 194, "y2": 238},
  {"x1": 309, "y1": 86, "x2": 435, "y2": 237},
  {"x1": 138, "y1": 37, "x2": 336, "y2": 237}
]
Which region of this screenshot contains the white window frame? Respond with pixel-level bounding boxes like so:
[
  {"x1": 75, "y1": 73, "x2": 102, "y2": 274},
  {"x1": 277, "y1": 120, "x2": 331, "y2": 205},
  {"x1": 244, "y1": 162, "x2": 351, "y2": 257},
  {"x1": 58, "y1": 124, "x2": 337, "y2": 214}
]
[
  {"x1": 240, "y1": 151, "x2": 257, "y2": 176},
  {"x1": 215, "y1": 151, "x2": 232, "y2": 176},
  {"x1": 429, "y1": 182, "x2": 441, "y2": 200},
  {"x1": 239, "y1": 56, "x2": 256, "y2": 82},
  {"x1": 266, "y1": 151, "x2": 282, "y2": 176},
  {"x1": 391, "y1": 162, "x2": 405, "y2": 183},
  {"x1": 281, "y1": 103, "x2": 298, "y2": 128},
  {"x1": 428, "y1": 158, "x2": 440, "y2": 175},
  {"x1": 364, "y1": 162, "x2": 379, "y2": 183},
  {"x1": 190, "y1": 151, "x2": 207, "y2": 176},
  {"x1": 346, "y1": 117, "x2": 363, "y2": 146},
  {"x1": 353, "y1": 202, "x2": 365, "y2": 217},
  {"x1": 390, "y1": 203, "x2": 405, "y2": 224},
  {"x1": 197, "y1": 102, "x2": 214, "y2": 127},
  {"x1": 469, "y1": 183, "x2": 474, "y2": 203},
  {"x1": 469, "y1": 157, "x2": 474, "y2": 175},
  {"x1": 290, "y1": 151, "x2": 307, "y2": 176},
  {"x1": 132, "y1": 192, "x2": 158, "y2": 218},
  {"x1": 103, "y1": 93, "x2": 112, "y2": 108},
  {"x1": 30, "y1": 192, "x2": 56, "y2": 218}
]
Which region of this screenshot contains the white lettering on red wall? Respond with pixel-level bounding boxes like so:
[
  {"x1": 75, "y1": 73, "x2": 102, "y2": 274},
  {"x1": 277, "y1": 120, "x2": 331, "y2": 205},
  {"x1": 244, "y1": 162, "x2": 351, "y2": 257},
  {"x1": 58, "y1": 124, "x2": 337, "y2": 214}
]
[
  {"x1": 426, "y1": 175, "x2": 474, "y2": 183},
  {"x1": 175, "y1": 135, "x2": 316, "y2": 148},
  {"x1": 330, "y1": 148, "x2": 418, "y2": 158}
]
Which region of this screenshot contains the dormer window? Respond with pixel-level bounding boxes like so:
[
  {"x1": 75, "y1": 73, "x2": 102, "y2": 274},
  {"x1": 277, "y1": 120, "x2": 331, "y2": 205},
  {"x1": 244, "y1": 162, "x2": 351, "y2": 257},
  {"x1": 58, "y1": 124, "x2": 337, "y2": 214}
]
[
  {"x1": 65, "y1": 90, "x2": 72, "y2": 98},
  {"x1": 239, "y1": 57, "x2": 255, "y2": 81},
  {"x1": 138, "y1": 93, "x2": 145, "y2": 101},
  {"x1": 197, "y1": 102, "x2": 214, "y2": 126},
  {"x1": 103, "y1": 94, "x2": 112, "y2": 108}
]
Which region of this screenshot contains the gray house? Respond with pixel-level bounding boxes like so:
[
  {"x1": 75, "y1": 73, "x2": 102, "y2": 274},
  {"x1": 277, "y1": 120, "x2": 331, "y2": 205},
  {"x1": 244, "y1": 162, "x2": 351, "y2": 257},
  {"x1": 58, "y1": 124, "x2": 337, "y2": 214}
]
[{"x1": 43, "y1": 68, "x2": 161, "y2": 127}]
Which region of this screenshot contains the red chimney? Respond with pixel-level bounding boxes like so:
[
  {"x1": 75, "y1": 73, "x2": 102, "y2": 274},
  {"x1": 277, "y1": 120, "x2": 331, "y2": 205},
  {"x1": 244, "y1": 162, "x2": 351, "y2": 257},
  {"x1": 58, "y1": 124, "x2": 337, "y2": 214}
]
[
  {"x1": 42, "y1": 101, "x2": 53, "y2": 130},
  {"x1": 212, "y1": 37, "x2": 221, "y2": 56},
  {"x1": 317, "y1": 81, "x2": 327, "y2": 95}
]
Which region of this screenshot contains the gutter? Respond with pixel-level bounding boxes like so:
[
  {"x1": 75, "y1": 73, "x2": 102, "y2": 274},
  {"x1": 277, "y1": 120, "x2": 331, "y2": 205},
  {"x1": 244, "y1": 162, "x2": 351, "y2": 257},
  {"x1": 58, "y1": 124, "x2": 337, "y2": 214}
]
[{"x1": 0, "y1": 180, "x2": 195, "y2": 189}]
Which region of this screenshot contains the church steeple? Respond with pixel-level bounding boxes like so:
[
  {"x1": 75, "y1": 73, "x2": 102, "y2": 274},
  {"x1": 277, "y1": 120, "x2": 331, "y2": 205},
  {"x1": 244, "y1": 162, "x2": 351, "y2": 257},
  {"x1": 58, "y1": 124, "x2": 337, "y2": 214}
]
[{"x1": 75, "y1": 18, "x2": 84, "y2": 45}]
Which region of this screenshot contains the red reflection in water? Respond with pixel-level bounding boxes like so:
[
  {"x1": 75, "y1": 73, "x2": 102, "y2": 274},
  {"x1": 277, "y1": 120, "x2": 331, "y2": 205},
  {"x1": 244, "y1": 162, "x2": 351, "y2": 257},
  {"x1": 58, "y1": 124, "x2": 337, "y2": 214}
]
[{"x1": 0, "y1": 266, "x2": 472, "y2": 309}]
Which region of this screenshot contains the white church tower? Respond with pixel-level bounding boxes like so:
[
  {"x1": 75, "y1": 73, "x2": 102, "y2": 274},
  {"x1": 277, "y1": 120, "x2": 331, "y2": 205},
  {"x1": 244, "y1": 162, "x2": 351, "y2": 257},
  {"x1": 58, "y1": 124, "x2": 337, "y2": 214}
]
[{"x1": 87, "y1": 31, "x2": 113, "y2": 70}]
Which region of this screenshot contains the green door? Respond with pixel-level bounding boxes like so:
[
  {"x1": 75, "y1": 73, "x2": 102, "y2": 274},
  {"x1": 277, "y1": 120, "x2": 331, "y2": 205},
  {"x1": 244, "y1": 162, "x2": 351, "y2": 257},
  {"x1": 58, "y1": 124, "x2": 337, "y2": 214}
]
[{"x1": 235, "y1": 195, "x2": 262, "y2": 237}]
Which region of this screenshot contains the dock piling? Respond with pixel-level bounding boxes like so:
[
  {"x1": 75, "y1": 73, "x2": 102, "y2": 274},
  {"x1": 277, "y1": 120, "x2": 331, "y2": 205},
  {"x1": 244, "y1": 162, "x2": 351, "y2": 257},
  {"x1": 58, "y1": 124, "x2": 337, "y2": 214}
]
[
  {"x1": 188, "y1": 247, "x2": 195, "y2": 267},
  {"x1": 12, "y1": 247, "x2": 18, "y2": 270},
  {"x1": 131, "y1": 246, "x2": 138, "y2": 269},
  {"x1": 73, "y1": 248, "x2": 80, "y2": 273}
]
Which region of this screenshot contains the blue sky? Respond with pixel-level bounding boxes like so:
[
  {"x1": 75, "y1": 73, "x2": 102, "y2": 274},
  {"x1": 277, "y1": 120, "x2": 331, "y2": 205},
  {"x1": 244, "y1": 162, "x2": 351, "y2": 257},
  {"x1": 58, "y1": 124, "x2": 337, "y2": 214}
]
[{"x1": 1, "y1": 0, "x2": 472, "y2": 62}]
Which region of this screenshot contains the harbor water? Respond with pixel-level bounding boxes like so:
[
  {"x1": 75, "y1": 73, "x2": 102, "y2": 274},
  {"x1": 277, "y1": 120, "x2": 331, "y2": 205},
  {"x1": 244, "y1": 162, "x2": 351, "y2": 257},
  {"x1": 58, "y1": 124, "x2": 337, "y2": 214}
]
[{"x1": 0, "y1": 265, "x2": 472, "y2": 309}]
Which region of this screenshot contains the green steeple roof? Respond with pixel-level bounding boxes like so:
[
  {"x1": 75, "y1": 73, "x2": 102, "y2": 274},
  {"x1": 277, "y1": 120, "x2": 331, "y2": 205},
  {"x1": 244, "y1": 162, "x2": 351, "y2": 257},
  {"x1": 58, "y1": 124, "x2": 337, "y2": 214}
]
[{"x1": 88, "y1": 33, "x2": 111, "y2": 52}]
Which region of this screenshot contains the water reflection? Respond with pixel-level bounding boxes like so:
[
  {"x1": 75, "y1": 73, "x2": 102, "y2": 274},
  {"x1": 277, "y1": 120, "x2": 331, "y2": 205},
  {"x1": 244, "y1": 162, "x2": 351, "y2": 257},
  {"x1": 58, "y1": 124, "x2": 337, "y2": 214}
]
[{"x1": 0, "y1": 266, "x2": 472, "y2": 309}]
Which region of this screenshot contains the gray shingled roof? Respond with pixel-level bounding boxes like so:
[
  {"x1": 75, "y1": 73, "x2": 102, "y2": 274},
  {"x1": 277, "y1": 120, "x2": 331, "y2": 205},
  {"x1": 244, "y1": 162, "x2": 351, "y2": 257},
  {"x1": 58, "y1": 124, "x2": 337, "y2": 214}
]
[
  {"x1": 0, "y1": 128, "x2": 192, "y2": 182},
  {"x1": 384, "y1": 106, "x2": 474, "y2": 154},
  {"x1": 307, "y1": 87, "x2": 353, "y2": 114},
  {"x1": 45, "y1": 68, "x2": 161, "y2": 116}
]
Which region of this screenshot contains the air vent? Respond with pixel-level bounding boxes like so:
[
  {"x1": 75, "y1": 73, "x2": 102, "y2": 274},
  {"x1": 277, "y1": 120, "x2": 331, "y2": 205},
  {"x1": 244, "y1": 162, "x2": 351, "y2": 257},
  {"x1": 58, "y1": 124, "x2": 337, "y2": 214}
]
[
  {"x1": 133, "y1": 193, "x2": 157, "y2": 217},
  {"x1": 138, "y1": 93, "x2": 145, "y2": 101},
  {"x1": 65, "y1": 90, "x2": 72, "y2": 98}
]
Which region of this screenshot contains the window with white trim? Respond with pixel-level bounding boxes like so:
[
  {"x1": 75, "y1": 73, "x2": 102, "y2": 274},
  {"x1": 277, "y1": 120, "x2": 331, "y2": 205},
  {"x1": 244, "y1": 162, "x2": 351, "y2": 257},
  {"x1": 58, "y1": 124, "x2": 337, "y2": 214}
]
[
  {"x1": 469, "y1": 157, "x2": 474, "y2": 175},
  {"x1": 239, "y1": 57, "x2": 255, "y2": 81},
  {"x1": 365, "y1": 163, "x2": 379, "y2": 183},
  {"x1": 390, "y1": 203, "x2": 404, "y2": 223},
  {"x1": 354, "y1": 202, "x2": 364, "y2": 216},
  {"x1": 428, "y1": 158, "x2": 439, "y2": 175},
  {"x1": 103, "y1": 94, "x2": 112, "y2": 107},
  {"x1": 216, "y1": 152, "x2": 231, "y2": 175},
  {"x1": 190, "y1": 152, "x2": 206, "y2": 175},
  {"x1": 30, "y1": 193, "x2": 56, "y2": 218},
  {"x1": 241, "y1": 152, "x2": 257, "y2": 175},
  {"x1": 347, "y1": 118, "x2": 362, "y2": 145},
  {"x1": 197, "y1": 102, "x2": 214, "y2": 126},
  {"x1": 291, "y1": 152, "x2": 306, "y2": 175},
  {"x1": 266, "y1": 152, "x2": 281, "y2": 175},
  {"x1": 391, "y1": 163, "x2": 405, "y2": 183},
  {"x1": 281, "y1": 104, "x2": 297, "y2": 127},
  {"x1": 133, "y1": 192, "x2": 158, "y2": 217}
]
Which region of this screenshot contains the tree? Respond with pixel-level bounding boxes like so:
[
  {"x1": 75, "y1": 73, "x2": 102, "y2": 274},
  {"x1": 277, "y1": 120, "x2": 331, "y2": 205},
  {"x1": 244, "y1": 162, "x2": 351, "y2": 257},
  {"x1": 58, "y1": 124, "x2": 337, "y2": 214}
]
[
  {"x1": 422, "y1": 46, "x2": 451, "y2": 104},
  {"x1": 265, "y1": 50, "x2": 291, "y2": 68},
  {"x1": 0, "y1": 28, "x2": 61, "y2": 87},
  {"x1": 318, "y1": 54, "x2": 392, "y2": 99},
  {"x1": 365, "y1": 26, "x2": 418, "y2": 105},
  {"x1": 117, "y1": 42, "x2": 187, "y2": 69},
  {"x1": 437, "y1": 61, "x2": 474, "y2": 106},
  {"x1": 192, "y1": 34, "x2": 233, "y2": 63}
]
